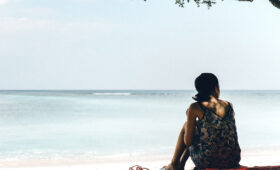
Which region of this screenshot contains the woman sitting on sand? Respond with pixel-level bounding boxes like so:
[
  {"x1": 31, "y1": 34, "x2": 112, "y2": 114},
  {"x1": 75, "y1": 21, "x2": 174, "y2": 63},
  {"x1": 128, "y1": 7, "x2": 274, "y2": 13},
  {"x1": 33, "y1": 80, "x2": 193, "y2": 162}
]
[{"x1": 163, "y1": 73, "x2": 241, "y2": 170}]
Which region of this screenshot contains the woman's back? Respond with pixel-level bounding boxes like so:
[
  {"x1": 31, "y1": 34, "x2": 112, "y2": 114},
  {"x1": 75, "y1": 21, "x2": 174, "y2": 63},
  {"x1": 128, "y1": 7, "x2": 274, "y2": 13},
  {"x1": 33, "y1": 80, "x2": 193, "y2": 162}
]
[
  {"x1": 189, "y1": 100, "x2": 241, "y2": 169},
  {"x1": 163, "y1": 73, "x2": 242, "y2": 170}
]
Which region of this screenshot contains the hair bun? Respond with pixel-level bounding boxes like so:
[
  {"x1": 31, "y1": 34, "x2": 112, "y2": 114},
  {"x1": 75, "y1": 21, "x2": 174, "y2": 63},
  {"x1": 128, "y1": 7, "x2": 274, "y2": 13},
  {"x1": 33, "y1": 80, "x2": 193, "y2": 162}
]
[{"x1": 193, "y1": 93, "x2": 210, "y2": 102}]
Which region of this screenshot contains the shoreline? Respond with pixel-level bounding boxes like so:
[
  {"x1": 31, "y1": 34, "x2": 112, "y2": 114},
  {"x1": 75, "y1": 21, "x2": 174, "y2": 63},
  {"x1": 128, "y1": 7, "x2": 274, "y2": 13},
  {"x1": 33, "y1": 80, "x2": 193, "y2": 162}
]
[{"x1": 1, "y1": 147, "x2": 280, "y2": 170}]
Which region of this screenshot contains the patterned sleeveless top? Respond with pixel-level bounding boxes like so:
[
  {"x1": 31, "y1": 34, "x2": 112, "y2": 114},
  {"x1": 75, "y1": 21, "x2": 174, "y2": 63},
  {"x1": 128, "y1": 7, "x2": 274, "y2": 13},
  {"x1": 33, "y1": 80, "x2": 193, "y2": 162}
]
[{"x1": 189, "y1": 102, "x2": 241, "y2": 169}]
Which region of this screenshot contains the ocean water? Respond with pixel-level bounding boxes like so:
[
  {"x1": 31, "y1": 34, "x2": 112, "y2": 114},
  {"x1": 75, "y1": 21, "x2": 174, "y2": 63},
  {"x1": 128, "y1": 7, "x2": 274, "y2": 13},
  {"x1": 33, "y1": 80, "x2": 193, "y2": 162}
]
[{"x1": 0, "y1": 90, "x2": 280, "y2": 161}]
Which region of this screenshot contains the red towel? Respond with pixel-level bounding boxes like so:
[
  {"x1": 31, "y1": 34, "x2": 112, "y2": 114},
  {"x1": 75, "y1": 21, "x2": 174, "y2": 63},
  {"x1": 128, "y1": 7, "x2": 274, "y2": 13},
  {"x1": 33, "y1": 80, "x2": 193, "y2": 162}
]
[{"x1": 203, "y1": 166, "x2": 280, "y2": 170}]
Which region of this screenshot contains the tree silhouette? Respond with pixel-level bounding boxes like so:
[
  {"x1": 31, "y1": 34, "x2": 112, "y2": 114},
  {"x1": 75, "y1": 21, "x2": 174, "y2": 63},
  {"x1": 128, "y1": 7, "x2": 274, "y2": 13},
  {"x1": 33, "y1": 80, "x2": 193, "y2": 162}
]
[
  {"x1": 143, "y1": 0, "x2": 219, "y2": 8},
  {"x1": 237, "y1": 0, "x2": 280, "y2": 9},
  {"x1": 143, "y1": 0, "x2": 280, "y2": 9},
  {"x1": 175, "y1": 0, "x2": 219, "y2": 8},
  {"x1": 269, "y1": 0, "x2": 280, "y2": 9}
]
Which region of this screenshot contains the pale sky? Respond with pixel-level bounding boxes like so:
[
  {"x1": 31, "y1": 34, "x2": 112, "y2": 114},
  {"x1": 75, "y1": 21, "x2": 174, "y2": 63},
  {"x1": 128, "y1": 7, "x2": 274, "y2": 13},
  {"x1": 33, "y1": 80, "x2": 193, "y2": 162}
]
[{"x1": 0, "y1": 0, "x2": 279, "y2": 90}]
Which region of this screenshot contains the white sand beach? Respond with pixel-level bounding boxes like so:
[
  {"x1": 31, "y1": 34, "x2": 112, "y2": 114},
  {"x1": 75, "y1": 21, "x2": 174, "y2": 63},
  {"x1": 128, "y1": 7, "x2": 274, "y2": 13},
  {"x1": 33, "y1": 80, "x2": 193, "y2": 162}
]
[{"x1": 1, "y1": 147, "x2": 280, "y2": 170}]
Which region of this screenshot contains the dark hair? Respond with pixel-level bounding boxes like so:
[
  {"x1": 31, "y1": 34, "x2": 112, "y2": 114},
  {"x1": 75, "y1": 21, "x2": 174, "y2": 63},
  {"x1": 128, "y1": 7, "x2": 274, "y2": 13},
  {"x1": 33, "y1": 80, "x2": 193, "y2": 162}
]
[{"x1": 192, "y1": 73, "x2": 219, "y2": 102}]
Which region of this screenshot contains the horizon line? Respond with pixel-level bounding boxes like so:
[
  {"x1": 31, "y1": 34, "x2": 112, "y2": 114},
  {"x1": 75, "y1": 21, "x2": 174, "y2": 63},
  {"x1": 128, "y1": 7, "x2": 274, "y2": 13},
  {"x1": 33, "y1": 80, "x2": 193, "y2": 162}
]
[{"x1": 1, "y1": 89, "x2": 280, "y2": 91}]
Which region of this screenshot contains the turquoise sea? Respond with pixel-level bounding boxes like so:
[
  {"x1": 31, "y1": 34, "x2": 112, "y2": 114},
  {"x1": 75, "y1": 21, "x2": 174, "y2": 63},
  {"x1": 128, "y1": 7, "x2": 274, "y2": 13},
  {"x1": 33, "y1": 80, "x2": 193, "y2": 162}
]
[{"x1": 0, "y1": 90, "x2": 279, "y2": 161}]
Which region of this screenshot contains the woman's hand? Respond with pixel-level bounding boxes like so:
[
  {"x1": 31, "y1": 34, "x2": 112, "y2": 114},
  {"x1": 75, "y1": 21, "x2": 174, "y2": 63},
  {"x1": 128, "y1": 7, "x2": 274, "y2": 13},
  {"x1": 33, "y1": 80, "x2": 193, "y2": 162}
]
[
  {"x1": 162, "y1": 162, "x2": 185, "y2": 170},
  {"x1": 162, "y1": 163, "x2": 176, "y2": 170}
]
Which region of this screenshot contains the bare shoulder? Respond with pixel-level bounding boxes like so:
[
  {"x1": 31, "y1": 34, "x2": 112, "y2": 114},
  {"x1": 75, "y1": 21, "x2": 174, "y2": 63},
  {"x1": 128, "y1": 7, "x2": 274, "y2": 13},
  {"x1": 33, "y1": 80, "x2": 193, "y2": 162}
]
[
  {"x1": 189, "y1": 102, "x2": 201, "y2": 110},
  {"x1": 187, "y1": 102, "x2": 203, "y2": 116},
  {"x1": 219, "y1": 100, "x2": 235, "y2": 113},
  {"x1": 219, "y1": 99, "x2": 230, "y2": 107}
]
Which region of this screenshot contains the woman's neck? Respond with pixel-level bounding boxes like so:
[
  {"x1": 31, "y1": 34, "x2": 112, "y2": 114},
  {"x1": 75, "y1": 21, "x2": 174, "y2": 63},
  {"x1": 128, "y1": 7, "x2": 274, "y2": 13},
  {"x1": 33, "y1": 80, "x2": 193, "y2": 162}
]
[{"x1": 209, "y1": 95, "x2": 218, "y2": 102}]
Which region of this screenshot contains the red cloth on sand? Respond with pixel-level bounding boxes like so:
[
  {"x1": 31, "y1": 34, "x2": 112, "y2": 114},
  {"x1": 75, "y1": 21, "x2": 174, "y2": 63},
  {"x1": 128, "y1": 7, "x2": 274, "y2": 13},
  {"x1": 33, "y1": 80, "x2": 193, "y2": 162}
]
[{"x1": 203, "y1": 165, "x2": 280, "y2": 170}]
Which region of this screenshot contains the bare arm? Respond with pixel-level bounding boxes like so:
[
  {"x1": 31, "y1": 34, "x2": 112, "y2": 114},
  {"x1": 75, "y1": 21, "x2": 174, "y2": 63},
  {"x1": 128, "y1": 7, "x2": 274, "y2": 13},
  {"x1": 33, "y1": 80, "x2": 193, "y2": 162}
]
[
  {"x1": 184, "y1": 105, "x2": 197, "y2": 147},
  {"x1": 163, "y1": 104, "x2": 198, "y2": 170}
]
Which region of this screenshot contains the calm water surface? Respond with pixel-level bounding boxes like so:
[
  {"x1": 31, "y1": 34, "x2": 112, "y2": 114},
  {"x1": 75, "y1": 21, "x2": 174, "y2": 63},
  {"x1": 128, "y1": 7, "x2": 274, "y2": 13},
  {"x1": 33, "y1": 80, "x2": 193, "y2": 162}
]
[{"x1": 0, "y1": 90, "x2": 279, "y2": 160}]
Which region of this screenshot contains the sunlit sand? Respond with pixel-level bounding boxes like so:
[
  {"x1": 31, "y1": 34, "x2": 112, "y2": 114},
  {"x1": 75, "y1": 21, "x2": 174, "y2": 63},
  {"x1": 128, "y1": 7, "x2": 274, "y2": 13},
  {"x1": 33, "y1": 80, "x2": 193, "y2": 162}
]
[{"x1": 1, "y1": 147, "x2": 280, "y2": 170}]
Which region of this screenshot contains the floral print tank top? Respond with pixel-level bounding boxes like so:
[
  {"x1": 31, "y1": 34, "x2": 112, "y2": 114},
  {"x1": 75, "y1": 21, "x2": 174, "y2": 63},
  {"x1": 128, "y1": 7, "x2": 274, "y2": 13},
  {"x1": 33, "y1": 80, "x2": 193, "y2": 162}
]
[{"x1": 189, "y1": 102, "x2": 241, "y2": 169}]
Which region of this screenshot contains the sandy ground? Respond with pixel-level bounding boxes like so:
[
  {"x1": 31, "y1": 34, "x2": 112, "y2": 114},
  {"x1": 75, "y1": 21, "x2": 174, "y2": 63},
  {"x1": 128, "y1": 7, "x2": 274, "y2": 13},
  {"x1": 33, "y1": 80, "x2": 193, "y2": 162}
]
[{"x1": 1, "y1": 147, "x2": 280, "y2": 170}]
